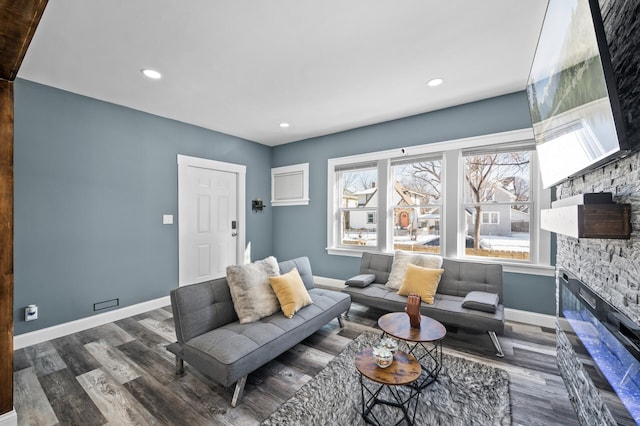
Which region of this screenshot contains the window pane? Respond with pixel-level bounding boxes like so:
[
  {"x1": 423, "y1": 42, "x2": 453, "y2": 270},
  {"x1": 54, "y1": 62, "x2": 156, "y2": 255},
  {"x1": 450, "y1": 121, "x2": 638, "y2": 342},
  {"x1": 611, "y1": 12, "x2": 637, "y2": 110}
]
[
  {"x1": 392, "y1": 158, "x2": 442, "y2": 204},
  {"x1": 391, "y1": 158, "x2": 441, "y2": 254},
  {"x1": 463, "y1": 152, "x2": 530, "y2": 203},
  {"x1": 464, "y1": 203, "x2": 530, "y2": 260},
  {"x1": 392, "y1": 207, "x2": 440, "y2": 254},
  {"x1": 463, "y1": 150, "x2": 531, "y2": 260},
  {"x1": 339, "y1": 167, "x2": 377, "y2": 208},
  {"x1": 340, "y1": 210, "x2": 377, "y2": 247},
  {"x1": 338, "y1": 164, "x2": 379, "y2": 248}
]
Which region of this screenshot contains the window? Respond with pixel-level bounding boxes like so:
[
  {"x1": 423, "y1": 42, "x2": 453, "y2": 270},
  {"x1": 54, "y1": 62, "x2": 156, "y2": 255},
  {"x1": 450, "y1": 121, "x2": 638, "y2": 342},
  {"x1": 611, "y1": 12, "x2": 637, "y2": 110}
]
[
  {"x1": 391, "y1": 155, "x2": 442, "y2": 254},
  {"x1": 481, "y1": 212, "x2": 500, "y2": 224},
  {"x1": 327, "y1": 129, "x2": 551, "y2": 272},
  {"x1": 336, "y1": 162, "x2": 378, "y2": 247},
  {"x1": 271, "y1": 163, "x2": 309, "y2": 206},
  {"x1": 463, "y1": 149, "x2": 532, "y2": 260}
]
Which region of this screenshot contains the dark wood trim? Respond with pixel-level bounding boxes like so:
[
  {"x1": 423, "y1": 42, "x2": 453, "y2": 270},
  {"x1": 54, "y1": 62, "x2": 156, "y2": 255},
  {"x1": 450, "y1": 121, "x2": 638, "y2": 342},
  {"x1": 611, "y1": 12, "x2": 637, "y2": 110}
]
[
  {"x1": 0, "y1": 80, "x2": 14, "y2": 416},
  {"x1": 0, "y1": 0, "x2": 49, "y2": 416},
  {"x1": 0, "y1": 0, "x2": 48, "y2": 81}
]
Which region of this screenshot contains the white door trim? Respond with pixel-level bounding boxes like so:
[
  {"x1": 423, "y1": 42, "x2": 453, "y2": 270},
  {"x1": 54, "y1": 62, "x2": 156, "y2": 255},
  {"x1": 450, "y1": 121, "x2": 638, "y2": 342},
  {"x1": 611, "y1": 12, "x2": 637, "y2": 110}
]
[{"x1": 177, "y1": 154, "x2": 246, "y2": 286}]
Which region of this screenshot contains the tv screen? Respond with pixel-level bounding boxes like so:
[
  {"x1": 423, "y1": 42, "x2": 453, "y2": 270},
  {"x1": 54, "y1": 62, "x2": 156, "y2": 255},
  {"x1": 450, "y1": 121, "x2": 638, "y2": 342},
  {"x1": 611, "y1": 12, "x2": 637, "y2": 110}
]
[{"x1": 526, "y1": 0, "x2": 628, "y2": 188}]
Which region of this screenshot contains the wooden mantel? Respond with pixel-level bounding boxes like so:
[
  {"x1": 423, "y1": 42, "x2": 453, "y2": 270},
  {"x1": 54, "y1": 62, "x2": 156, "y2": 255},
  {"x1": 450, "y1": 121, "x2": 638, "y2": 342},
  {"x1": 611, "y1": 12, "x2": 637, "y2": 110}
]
[
  {"x1": 541, "y1": 193, "x2": 632, "y2": 239},
  {"x1": 0, "y1": 0, "x2": 49, "y2": 418}
]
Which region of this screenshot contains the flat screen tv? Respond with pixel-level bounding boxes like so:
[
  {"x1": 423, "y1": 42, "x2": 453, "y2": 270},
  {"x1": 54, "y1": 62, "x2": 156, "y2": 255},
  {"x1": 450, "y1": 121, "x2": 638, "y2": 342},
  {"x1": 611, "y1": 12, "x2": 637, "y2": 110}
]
[{"x1": 526, "y1": 0, "x2": 629, "y2": 188}]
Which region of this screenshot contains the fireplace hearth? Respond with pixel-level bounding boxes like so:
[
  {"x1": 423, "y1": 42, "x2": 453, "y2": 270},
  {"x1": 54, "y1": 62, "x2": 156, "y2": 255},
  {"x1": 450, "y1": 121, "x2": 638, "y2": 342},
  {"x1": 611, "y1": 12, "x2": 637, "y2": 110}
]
[{"x1": 558, "y1": 268, "x2": 639, "y2": 424}]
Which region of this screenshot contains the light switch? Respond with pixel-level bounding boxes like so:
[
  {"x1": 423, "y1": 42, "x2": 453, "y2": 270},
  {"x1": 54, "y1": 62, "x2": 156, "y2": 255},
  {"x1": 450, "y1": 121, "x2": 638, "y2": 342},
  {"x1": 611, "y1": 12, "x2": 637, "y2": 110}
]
[{"x1": 163, "y1": 214, "x2": 174, "y2": 225}]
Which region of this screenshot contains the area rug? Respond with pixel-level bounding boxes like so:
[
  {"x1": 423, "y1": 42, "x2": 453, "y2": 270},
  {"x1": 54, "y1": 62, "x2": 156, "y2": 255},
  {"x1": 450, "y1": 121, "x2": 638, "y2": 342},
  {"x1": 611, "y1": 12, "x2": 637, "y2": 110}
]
[{"x1": 262, "y1": 331, "x2": 510, "y2": 425}]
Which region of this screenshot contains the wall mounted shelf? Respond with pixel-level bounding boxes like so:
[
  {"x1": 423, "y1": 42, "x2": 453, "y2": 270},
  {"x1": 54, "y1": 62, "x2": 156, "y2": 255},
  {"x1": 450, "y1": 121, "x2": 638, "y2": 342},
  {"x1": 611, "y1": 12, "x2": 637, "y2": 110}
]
[{"x1": 541, "y1": 192, "x2": 631, "y2": 239}]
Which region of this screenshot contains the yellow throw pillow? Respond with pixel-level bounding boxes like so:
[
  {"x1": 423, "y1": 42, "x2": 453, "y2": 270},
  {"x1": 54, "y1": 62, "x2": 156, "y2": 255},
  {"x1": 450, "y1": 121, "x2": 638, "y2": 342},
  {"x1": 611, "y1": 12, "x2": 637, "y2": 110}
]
[
  {"x1": 269, "y1": 268, "x2": 313, "y2": 318},
  {"x1": 397, "y1": 263, "x2": 445, "y2": 304}
]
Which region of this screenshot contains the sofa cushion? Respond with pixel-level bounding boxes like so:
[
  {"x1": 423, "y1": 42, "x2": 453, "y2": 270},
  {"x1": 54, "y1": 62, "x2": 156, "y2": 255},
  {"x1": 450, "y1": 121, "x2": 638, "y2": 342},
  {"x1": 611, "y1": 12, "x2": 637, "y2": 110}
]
[
  {"x1": 386, "y1": 251, "x2": 444, "y2": 290},
  {"x1": 270, "y1": 268, "x2": 313, "y2": 318},
  {"x1": 397, "y1": 264, "x2": 445, "y2": 304},
  {"x1": 462, "y1": 291, "x2": 499, "y2": 313},
  {"x1": 279, "y1": 257, "x2": 315, "y2": 290},
  {"x1": 360, "y1": 252, "x2": 394, "y2": 284},
  {"x1": 345, "y1": 273, "x2": 376, "y2": 288},
  {"x1": 226, "y1": 257, "x2": 280, "y2": 324}
]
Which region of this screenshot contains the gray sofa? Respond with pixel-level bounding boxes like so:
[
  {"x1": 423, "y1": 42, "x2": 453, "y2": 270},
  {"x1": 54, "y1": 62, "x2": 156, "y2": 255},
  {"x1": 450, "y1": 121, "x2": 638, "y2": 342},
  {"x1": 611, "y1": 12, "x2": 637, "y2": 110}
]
[
  {"x1": 342, "y1": 252, "x2": 505, "y2": 357},
  {"x1": 167, "y1": 256, "x2": 351, "y2": 407}
]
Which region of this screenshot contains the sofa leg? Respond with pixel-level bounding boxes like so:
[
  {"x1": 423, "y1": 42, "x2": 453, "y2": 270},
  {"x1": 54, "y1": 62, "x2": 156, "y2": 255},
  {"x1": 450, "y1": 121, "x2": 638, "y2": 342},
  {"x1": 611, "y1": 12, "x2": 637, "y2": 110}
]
[
  {"x1": 488, "y1": 331, "x2": 504, "y2": 358},
  {"x1": 344, "y1": 306, "x2": 351, "y2": 318},
  {"x1": 231, "y1": 376, "x2": 247, "y2": 407},
  {"x1": 337, "y1": 314, "x2": 344, "y2": 328},
  {"x1": 175, "y1": 356, "x2": 184, "y2": 375}
]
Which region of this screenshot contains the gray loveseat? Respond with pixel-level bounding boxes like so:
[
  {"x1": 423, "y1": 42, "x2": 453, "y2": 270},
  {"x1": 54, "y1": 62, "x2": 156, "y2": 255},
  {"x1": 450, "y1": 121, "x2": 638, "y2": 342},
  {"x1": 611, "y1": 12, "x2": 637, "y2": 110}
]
[
  {"x1": 342, "y1": 252, "x2": 505, "y2": 357},
  {"x1": 167, "y1": 256, "x2": 351, "y2": 407}
]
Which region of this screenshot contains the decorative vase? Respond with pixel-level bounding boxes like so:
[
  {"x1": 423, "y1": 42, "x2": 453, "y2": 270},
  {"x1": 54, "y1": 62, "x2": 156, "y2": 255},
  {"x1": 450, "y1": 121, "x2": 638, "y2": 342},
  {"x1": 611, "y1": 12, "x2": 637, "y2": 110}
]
[
  {"x1": 405, "y1": 293, "x2": 421, "y2": 328},
  {"x1": 379, "y1": 337, "x2": 398, "y2": 355},
  {"x1": 372, "y1": 346, "x2": 393, "y2": 368}
]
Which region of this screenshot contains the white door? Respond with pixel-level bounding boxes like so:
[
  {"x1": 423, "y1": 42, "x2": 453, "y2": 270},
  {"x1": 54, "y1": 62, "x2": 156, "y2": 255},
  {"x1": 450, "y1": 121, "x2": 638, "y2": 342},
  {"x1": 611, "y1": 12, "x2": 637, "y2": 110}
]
[{"x1": 178, "y1": 155, "x2": 246, "y2": 286}]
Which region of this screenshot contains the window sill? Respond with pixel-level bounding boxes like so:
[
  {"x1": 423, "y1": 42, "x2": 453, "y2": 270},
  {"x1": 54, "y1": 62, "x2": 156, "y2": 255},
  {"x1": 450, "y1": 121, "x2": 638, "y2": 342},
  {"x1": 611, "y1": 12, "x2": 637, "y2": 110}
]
[{"x1": 326, "y1": 247, "x2": 382, "y2": 258}]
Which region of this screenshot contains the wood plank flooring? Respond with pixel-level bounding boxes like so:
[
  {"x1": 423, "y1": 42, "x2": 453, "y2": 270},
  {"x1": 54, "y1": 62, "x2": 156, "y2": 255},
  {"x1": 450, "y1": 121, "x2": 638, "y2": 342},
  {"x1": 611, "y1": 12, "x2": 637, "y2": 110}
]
[{"x1": 13, "y1": 303, "x2": 581, "y2": 425}]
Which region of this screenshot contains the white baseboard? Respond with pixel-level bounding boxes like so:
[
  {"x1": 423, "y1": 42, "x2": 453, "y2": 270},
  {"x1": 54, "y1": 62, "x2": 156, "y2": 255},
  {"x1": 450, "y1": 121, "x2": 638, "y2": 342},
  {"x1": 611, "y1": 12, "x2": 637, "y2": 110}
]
[
  {"x1": 314, "y1": 276, "x2": 345, "y2": 289},
  {"x1": 14, "y1": 296, "x2": 170, "y2": 350},
  {"x1": 504, "y1": 308, "x2": 557, "y2": 328},
  {"x1": 0, "y1": 409, "x2": 17, "y2": 426}
]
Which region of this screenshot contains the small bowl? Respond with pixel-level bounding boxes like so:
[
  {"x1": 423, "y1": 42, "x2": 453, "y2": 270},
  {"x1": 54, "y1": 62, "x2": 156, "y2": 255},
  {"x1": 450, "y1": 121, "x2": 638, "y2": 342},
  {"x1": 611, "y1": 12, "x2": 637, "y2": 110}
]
[
  {"x1": 372, "y1": 346, "x2": 393, "y2": 368},
  {"x1": 379, "y1": 337, "x2": 398, "y2": 354}
]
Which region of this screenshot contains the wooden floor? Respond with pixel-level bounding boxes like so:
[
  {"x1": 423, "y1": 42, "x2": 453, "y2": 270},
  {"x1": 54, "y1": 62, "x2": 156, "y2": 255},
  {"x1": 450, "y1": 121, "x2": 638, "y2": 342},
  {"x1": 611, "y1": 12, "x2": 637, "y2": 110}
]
[{"x1": 13, "y1": 303, "x2": 580, "y2": 425}]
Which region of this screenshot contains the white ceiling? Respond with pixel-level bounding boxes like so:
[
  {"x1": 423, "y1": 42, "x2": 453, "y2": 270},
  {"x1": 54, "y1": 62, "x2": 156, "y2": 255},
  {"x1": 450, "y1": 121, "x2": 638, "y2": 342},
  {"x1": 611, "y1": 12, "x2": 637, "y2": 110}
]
[{"x1": 18, "y1": 0, "x2": 548, "y2": 146}]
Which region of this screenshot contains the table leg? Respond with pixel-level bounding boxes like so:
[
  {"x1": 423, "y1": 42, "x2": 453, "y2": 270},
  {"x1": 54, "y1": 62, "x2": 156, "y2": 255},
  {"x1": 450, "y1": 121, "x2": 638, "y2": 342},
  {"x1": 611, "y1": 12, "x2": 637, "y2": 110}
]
[{"x1": 358, "y1": 374, "x2": 420, "y2": 426}]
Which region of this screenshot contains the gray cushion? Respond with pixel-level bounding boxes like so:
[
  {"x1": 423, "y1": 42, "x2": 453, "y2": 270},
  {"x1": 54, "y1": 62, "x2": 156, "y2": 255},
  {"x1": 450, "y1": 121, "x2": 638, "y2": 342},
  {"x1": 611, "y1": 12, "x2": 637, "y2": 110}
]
[
  {"x1": 279, "y1": 257, "x2": 315, "y2": 290},
  {"x1": 439, "y1": 259, "x2": 503, "y2": 302},
  {"x1": 359, "y1": 252, "x2": 394, "y2": 284},
  {"x1": 345, "y1": 274, "x2": 376, "y2": 288},
  {"x1": 462, "y1": 291, "x2": 499, "y2": 313},
  {"x1": 170, "y1": 277, "x2": 238, "y2": 344}
]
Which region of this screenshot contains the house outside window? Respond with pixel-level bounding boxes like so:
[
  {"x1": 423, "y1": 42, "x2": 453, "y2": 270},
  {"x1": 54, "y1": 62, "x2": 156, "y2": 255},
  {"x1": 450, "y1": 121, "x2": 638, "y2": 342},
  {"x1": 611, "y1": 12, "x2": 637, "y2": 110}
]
[
  {"x1": 326, "y1": 129, "x2": 551, "y2": 272},
  {"x1": 336, "y1": 163, "x2": 378, "y2": 247},
  {"x1": 391, "y1": 155, "x2": 442, "y2": 254}
]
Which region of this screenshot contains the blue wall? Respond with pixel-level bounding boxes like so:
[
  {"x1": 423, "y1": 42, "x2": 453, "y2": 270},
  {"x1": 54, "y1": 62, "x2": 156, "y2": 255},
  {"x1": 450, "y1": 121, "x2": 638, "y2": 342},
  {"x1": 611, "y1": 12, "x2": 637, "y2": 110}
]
[
  {"x1": 13, "y1": 82, "x2": 555, "y2": 336},
  {"x1": 271, "y1": 91, "x2": 556, "y2": 315},
  {"x1": 13, "y1": 79, "x2": 273, "y2": 334}
]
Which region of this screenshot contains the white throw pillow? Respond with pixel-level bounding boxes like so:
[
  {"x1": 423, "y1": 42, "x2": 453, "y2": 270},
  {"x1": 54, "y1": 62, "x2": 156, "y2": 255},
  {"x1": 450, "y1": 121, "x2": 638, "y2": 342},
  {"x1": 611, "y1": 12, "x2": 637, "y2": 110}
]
[
  {"x1": 385, "y1": 250, "x2": 444, "y2": 290},
  {"x1": 226, "y1": 256, "x2": 281, "y2": 324}
]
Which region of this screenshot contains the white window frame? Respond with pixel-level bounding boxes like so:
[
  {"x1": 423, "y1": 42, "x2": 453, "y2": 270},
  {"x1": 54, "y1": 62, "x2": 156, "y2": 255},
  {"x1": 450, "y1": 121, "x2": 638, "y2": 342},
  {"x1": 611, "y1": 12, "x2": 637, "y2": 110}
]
[
  {"x1": 326, "y1": 128, "x2": 553, "y2": 276},
  {"x1": 271, "y1": 163, "x2": 309, "y2": 206},
  {"x1": 481, "y1": 211, "x2": 500, "y2": 224}
]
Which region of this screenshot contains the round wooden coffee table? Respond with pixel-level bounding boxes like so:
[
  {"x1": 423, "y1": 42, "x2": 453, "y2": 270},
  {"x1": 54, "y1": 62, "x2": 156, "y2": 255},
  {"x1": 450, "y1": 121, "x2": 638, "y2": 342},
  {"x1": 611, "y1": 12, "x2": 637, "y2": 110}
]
[
  {"x1": 355, "y1": 348, "x2": 421, "y2": 425},
  {"x1": 378, "y1": 312, "x2": 446, "y2": 389}
]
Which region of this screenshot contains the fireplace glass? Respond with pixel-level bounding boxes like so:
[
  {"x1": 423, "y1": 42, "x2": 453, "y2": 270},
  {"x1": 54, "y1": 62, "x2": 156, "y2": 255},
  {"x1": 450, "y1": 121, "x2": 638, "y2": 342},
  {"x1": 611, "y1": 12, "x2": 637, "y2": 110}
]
[{"x1": 561, "y1": 273, "x2": 640, "y2": 423}]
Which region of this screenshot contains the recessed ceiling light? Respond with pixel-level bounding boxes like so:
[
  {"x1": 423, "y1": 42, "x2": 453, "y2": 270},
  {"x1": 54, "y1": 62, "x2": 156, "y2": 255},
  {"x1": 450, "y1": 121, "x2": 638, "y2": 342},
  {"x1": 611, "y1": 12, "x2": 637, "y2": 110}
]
[
  {"x1": 279, "y1": 122, "x2": 290, "y2": 128},
  {"x1": 141, "y1": 68, "x2": 162, "y2": 79},
  {"x1": 427, "y1": 78, "x2": 444, "y2": 87}
]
